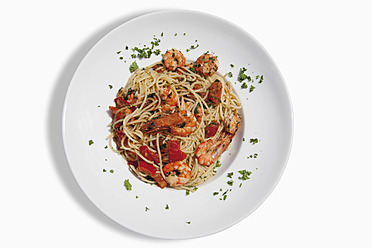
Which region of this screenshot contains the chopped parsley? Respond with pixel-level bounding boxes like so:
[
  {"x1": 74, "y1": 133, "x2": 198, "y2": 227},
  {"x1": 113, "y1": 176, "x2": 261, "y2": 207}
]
[
  {"x1": 124, "y1": 179, "x2": 132, "y2": 191},
  {"x1": 250, "y1": 138, "x2": 259, "y2": 144},
  {"x1": 249, "y1": 85, "x2": 256, "y2": 92},
  {"x1": 241, "y1": 82, "x2": 248, "y2": 89},
  {"x1": 215, "y1": 160, "x2": 222, "y2": 168},
  {"x1": 129, "y1": 61, "x2": 139, "y2": 73},
  {"x1": 165, "y1": 204, "x2": 169, "y2": 210},
  {"x1": 109, "y1": 169, "x2": 114, "y2": 173},
  {"x1": 186, "y1": 221, "x2": 191, "y2": 224},
  {"x1": 227, "y1": 172, "x2": 234, "y2": 178},
  {"x1": 227, "y1": 180, "x2": 234, "y2": 186},
  {"x1": 103, "y1": 169, "x2": 106, "y2": 172},
  {"x1": 238, "y1": 67, "x2": 249, "y2": 82},
  {"x1": 238, "y1": 170, "x2": 252, "y2": 181},
  {"x1": 89, "y1": 139, "x2": 94, "y2": 146},
  {"x1": 108, "y1": 85, "x2": 113, "y2": 89},
  {"x1": 145, "y1": 207, "x2": 150, "y2": 212},
  {"x1": 258, "y1": 75, "x2": 264, "y2": 83}
]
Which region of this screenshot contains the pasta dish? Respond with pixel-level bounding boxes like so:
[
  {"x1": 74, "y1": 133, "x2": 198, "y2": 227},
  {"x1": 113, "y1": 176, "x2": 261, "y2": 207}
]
[{"x1": 108, "y1": 49, "x2": 241, "y2": 190}]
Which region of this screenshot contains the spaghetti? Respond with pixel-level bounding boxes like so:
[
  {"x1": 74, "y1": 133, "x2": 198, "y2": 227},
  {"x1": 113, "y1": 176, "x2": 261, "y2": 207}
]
[{"x1": 108, "y1": 50, "x2": 241, "y2": 190}]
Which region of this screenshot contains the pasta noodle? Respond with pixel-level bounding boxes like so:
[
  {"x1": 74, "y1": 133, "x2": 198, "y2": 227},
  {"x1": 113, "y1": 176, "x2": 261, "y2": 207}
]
[{"x1": 108, "y1": 51, "x2": 241, "y2": 190}]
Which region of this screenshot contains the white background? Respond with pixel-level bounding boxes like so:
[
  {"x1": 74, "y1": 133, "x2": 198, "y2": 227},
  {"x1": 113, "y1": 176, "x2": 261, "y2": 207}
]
[{"x1": 1, "y1": 0, "x2": 371, "y2": 247}]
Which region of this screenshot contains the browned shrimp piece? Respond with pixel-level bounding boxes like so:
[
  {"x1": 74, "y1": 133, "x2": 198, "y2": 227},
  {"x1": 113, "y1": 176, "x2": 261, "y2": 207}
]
[
  {"x1": 207, "y1": 79, "x2": 222, "y2": 106},
  {"x1": 140, "y1": 110, "x2": 197, "y2": 137},
  {"x1": 140, "y1": 112, "x2": 184, "y2": 134},
  {"x1": 224, "y1": 112, "x2": 241, "y2": 135},
  {"x1": 163, "y1": 49, "x2": 186, "y2": 71},
  {"x1": 194, "y1": 53, "x2": 219, "y2": 77},
  {"x1": 196, "y1": 132, "x2": 235, "y2": 166}
]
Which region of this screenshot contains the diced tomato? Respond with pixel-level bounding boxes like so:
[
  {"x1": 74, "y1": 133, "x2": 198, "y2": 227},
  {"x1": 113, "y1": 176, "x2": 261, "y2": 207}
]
[
  {"x1": 139, "y1": 145, "x2": 161, "y2": 163},
  {"x1": 153, "y1": 173, "x2": 167, "y2": 188},
  {"x1": 114, "y1": 96, "x2": 130, "y2": 108},
  {"x1": 127, "y1": 160, "x2": 138, "y2": 167},
  {"x1": 138, "y1": 160, "x2": 168, "y2": 188},
  {"x1": 109, "y1": 106, "x2": 118, "y2": 115},
  {"x1": 205, "y1": 121, "x2": 219, "y2": 138},
  {"x1": 113, "y1": 111, "x2": 125, "y2": 129},
  {"x1": 168, "y1": 140, "x2": 186, "y2": 162},
  {"x1": 138, "y1": 160, "x2": 157, "y2": 176},
  {"x1": 114, "y1": 130, "x2": 125, "y2": 150}
]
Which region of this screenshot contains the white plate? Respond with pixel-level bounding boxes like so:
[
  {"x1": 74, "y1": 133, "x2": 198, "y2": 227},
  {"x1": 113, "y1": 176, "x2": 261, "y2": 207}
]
[{"x1": 63, "y1": 10, "x2": 293, "y2": 239}]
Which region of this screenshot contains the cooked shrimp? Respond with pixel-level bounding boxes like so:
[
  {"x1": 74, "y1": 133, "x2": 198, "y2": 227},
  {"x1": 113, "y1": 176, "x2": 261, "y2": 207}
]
[
  {"x1": 196, "y1": 132, "x2": 235, "y2": 166},
  {"x1": 140, "y1": 110, "x2": 197, "y2": 137},
  {"x1": 194, "y1": 53, "x2": 219, "y2": 77},
  {"x1": 170, "y1": 110, "x2": 197, "y2": 137},
  {"x1": 163, "y1": 49, "x2": 186, "y2": 71},
  {"x1": 160, "y1": 86, "x2": 178, "y2": 112},
  {"x1": 162, "y1": 161, "x2": 191, "y2": 186},
  {"x1": 224, "y1": 112, "x2": 241, "y2": 134},
  {"x1": 140, "y1": 112, "x2": 184, "y2": 134}
]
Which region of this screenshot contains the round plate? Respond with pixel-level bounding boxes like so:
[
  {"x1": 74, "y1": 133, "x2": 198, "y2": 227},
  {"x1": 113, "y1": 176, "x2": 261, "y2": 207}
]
[{"x1": 62, "y1": 10, "x2": 293, "y2": 239}]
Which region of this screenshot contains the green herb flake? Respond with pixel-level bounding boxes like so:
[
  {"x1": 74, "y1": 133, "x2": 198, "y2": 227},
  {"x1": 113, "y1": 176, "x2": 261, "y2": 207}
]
[
  {"x1": 228, "y1": 72, "x2": 233, "y2": 78},
  {"x1": 227, "y1": 172, "x2": 234, "y2": 178},
  {"x1": 250, "y1": 138, "x2": 259, "y2": 144},
  {"x1": 124, "y1": 179, "x2": 132, "y2": 191},
  {"x1": 213, "y1": 192, "x2": 219, "y2": 196},
  {"x1": 258, "y1": 75, "x2": 264, "y2": 83},
  {"x1": 103, "y1": 169, "x2": 106, "y2": 172},
  {"x1": 129, "y1": 61, "x2": 139, "y2": 73},
  {"x1": 135, "y1": 195, "x2": 139, "y2": 199},
  {"x1": 185, "y1": 189, "x2": 190, "y2": 196},
  {"x1": 227, "y1": 180, "x2": 234, "y2": 186},
  {"x1": 186, "y1": 221, "x2": 191, "y2": 224},
  {"x1": 215, "y1": 160, "x2": 222, "y2": 168},
  {"x1": 109, "y1": 169, "x2": 114, "y2": 173},
  {"x1": 238, "y1": 170, "x2": 252, "y2": 181},
  {"x1": 241, "y1": 82, "x2": 248, "y2": 89},
  {"x1": 230, "y1": 64, "x2": 234, "y2": 68},
  {"x1": 104, "y1": 145, "x2": 108, "y2": 149},
  {"x1": 108, "y1": 85, "x2": 113, "y2": 89},
  {"x1": 165, "y1": 204, "x2": 169, "y2": 210},
  {"x1": 249, "y1": 85, "x2": 256, "y2": 92},
  {"x1": 145, "y1": 207, "x2": 150, "y2": 212},
  {"x1": 89, "y1": 139, "x2": 94, "y2": 146}
]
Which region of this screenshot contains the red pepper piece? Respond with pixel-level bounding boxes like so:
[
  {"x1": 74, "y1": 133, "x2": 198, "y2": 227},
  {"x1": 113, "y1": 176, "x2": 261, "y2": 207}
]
[
  {"x1": 205, "y1": 121, "x2": 219, "y2": 138},
  {"x1": 139, "y1": 145, "x2": 161, "y2": 163},
  {"x1": 138, "y1": 161, "x2": 167, "y2": 188},
  {"x1": 138, "y1": 160, "x2": 157, "y2": 176},
  {"x1": 168, "y1": 140, "x2": 187, "y2": 162}
]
